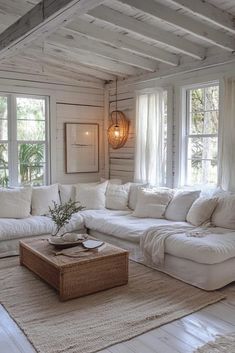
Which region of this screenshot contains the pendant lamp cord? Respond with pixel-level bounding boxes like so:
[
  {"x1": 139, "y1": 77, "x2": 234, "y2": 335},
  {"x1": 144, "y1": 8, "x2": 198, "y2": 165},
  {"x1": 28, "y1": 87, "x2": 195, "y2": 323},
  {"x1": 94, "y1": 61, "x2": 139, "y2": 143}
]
[{"x1": 115, "y1": 78, "x2": 118, "y2": 126}]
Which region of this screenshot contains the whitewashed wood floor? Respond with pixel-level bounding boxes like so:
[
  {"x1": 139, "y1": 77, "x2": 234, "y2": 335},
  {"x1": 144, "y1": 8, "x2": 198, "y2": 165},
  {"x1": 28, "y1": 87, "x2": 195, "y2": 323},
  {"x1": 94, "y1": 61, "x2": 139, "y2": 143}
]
[{"x1": 0, "y1": 285, "x2": 235, "y2": 353}]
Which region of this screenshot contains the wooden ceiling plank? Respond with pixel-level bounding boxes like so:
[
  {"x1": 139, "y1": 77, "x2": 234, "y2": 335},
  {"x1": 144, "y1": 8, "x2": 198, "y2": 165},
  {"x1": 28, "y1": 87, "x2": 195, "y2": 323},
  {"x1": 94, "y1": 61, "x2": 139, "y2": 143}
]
[
  {"x1": 117, "y1": 0, "x2": 235, "y2": 51},
  {"x1": 41, "y1": 66, "x2": 105, "y2": 88},
  {"x1": 0, "y1": 0, "x2": 105, "y2": 61},
  {"x1": 23, "y1": 47, "x2": 115, "y2": 81},
  {"x1": 44, "y1": 42, "x2": 141, "y2": 76},
  {"x1": 167, "y1": 0, "x2": 235, "y2": 34},
  {"x1": 66, "y1": 19, "x2": 179, "y2": 66},
  {"x1": 21, "y1": 54, "x2": 104, "y2": 83},
  {"x1": 43, "y1": 43, "x2": 128, "y2": 78},
  {"x1": 89, "y1": 5, "x2": 206, "y2": 60},
  {"x1": 49, "y1": 29, "x2": 158, "y2": 71},
  {"x1": 39, "y1": 66, "x2": 104, "y2": 88}
]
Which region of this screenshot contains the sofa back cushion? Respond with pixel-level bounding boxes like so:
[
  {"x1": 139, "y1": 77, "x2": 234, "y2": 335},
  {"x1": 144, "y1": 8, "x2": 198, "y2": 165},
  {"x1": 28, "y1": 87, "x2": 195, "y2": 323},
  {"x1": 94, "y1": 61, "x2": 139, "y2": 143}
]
[
  {"x1": 32, "y1": 184, "x2": 60, "y2": 216},
  {"x1": 0, "y1": 187, "x2": 32, "y2": 218},
  {"x1": 186, "y1": 197, "x2": 218, "y2": 226},
  {"x1": 106, "y1": 183, "x2": 130, "y2": 210},
  {"x1": 75, "y1": 181, "x2": 108, "y2": 210},
  {"x1": 59, "y1": 184, "x2": 76, "y2": 204},
  {"x1": 133, "y1": 187, "x2": 174, "y2": 218},
  {"x1": 211, "y1": 195, "x2": 235, "y2": 229},
  {"x1": 128, "y1": 183, "x2": 148, "y2": 210},
  {"x1": 59, "y1": 181, "x2": 102, "y2": 205},
  {"x1": 165, "y1": 190, "x2": 200, "y2": 221}
]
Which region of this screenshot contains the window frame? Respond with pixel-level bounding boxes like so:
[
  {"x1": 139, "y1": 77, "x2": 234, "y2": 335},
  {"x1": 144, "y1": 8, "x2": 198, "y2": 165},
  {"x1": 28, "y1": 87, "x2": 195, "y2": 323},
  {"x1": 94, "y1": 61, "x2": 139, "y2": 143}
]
[
  {"x1": 183, "y1": 81, "x2": 219, "y2": 187},
  {"x1": 0, "y1": 92, "x2": 50, "y2": 186}
]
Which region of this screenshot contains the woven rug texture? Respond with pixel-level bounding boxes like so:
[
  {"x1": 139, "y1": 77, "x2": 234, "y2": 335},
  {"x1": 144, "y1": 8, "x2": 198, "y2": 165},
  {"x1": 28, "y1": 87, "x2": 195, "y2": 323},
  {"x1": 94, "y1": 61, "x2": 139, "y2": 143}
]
[
  {"x1": 194, "y1": 332, "x2": 235, "y2": 353},
  {"x1": 0, "y1": 257, "x2": 225, "y2": 353}
]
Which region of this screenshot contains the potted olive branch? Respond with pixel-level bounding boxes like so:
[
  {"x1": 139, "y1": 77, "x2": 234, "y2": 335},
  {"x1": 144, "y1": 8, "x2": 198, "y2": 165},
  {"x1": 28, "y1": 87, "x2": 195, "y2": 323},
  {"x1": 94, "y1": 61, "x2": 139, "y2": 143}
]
[{"x1": 48, "y1": 199, "x2": 84, "y2": 237}]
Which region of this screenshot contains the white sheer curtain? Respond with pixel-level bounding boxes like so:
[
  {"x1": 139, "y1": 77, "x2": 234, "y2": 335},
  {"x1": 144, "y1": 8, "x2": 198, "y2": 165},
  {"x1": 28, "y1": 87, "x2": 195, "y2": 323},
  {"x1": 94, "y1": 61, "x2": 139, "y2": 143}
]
[
  {"x1": 218, "y1": 77, "x2": 235, "y2": 191},
  {"x1": 134, "y1": 89, "x2": 165, "y2": 186}
]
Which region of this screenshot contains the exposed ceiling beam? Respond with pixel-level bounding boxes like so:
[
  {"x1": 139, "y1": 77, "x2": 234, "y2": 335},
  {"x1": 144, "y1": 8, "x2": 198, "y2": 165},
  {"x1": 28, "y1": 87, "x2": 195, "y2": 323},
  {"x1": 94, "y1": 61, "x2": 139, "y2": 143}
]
[
  {"x1": 44, "y1": 42, "x2": 142, "y2": 76},
  {"x1": 166, "y1": 0, "x2": 235, "y2": 35},
  {"x1": 115, "y1": 51, "x2": 235, "y2": 87},
  {"x1": 55, "y1": 29, "x2": 158, "y2": 71},
  {"x1": 66, "y1": 19, "x2": 179, "y2": 66},
  {"x1": 23, "y1": 47, "x2": 115, "y2": 81},
  {"x1": 89, "y1": 5, "x2": 206, "y2": 60},
  {"x1": 43, "y1": 42, "x2": 132, "y2": 77},
  {"x1": 47, "y1": 31, "x2": 157, "y2": 72},
  {"x1": 0, "y1": 0, "x2": 105, "y2": 61},
  {"x1": 117, "y1": 0, "x2": 235, "y2": 51}
]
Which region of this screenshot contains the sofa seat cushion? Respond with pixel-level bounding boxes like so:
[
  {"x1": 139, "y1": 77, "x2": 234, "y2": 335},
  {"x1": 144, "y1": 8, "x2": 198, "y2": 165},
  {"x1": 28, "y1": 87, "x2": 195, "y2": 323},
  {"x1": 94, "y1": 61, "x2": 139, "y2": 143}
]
[
  {"x1": 0, "y1": 213, "x2": 85, "y2": 242},
  {"x1": 162, "y1": 227, "x2": 235, "y2": 265},
  {"x1": 82, "y1": 210, "x2": 235, "y2": 265},
  {"x1": 81, "y1": 210, "x2": 190, "y2": 243}
]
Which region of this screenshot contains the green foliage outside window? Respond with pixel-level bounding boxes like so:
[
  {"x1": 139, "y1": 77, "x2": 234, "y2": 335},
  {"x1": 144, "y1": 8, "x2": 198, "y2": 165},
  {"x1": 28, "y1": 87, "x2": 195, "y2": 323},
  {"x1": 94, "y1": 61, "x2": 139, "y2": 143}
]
[
  {"x1": 0, "y1": 96, "x2": 47, "y2": 187},
  {"x1": 187, "y1": 85, "x2": 219, "y2": 185}
]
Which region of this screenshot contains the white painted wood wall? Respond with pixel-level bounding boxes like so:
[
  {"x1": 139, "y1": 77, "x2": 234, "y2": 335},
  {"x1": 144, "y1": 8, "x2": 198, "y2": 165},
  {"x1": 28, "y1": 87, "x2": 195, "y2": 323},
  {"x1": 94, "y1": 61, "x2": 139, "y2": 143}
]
[
  {"x1": 56, "y1": 102, "x2": 105, "y2": 184},
  {"x1": 108, "y1": 61, "x2": 235, "y2": 186},
  {"x1": 0, "y1": 71, "x2": 105, "y2": 185},
  {"x1": 108, "y1": 86, "x2": 135, "y2": 183}
]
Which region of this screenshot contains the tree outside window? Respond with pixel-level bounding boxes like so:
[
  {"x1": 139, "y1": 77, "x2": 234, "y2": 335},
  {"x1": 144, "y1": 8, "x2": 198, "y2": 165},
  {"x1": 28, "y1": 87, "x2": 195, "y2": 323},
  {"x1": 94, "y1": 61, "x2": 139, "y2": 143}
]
[
  {"x1": 186, "y1": 84, "x2": 219, "y2": 186},
  {"x1": 0, "y1": 95, "x2": 48, "y2": 187}
]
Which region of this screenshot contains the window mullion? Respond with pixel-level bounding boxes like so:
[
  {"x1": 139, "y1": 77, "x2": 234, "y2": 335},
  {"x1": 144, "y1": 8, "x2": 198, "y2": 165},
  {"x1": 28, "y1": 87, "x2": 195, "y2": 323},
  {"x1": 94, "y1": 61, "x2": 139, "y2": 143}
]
[{"x1": 8, "y1": 95, "x2": 18, "y2": 186}]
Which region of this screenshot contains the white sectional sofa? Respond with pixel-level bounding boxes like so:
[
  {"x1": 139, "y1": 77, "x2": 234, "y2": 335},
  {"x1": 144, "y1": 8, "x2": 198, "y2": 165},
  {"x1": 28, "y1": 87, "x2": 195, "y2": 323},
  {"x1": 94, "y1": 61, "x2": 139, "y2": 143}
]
[
  {"x1": 0, "y1": 184, "x2": 85, "y2": 257},
  {"x1": 0, "y1": 180, "x2": 235, "y2": 291},
  {"x1": 82, "y1": 209, "x2": 235, "y2": 291}
]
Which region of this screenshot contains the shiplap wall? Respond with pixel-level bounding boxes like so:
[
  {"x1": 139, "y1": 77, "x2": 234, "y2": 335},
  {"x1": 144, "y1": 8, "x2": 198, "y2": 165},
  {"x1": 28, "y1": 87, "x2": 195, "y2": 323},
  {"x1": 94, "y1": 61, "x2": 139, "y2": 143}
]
[
  {"x1": 56, "y1": 102, "x2": 105, "y2": 184},
  {"x1": 107, "y1": 61, "x2": 235, "y2": 188},
  {"x1": 0, "y1": 71, "x2": 105, "y2": 185},
  {"x1": 109, "y1": 86, "x2": 135, "y2": 183}
]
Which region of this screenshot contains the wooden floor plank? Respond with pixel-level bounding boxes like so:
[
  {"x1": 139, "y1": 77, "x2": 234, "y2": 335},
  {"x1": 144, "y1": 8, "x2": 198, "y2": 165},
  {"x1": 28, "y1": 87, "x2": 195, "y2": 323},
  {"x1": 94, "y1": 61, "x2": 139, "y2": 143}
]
[
  {"x1": 0, "y1": 305, "x2": 36, "y2": 353},
  {"x1": 162, "y1": 321, "x2": 205, "y2": 349},
  {"x1": 0, "y1": 326, "x2": 23, "y2": 353},
  {"x1": 203, "y1": 302, "x2": 235, "y2": 325},
  {"x1": 108, "y1": 343, "x2": 135, "y2": 353},
  {"x1": 150, "y1": 328, "x2": 193, "y2": 353}
]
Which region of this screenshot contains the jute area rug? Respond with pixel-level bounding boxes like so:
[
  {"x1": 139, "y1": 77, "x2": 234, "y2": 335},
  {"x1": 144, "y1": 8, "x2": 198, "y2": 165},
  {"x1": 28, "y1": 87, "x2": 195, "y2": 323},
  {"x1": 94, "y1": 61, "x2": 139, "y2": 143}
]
[
  {"x1": 194, "y1": 332, "x2": 235, "y2": 353},
  {"x1": 0, "y1": 257, "x2": 225, "y2": 353}
]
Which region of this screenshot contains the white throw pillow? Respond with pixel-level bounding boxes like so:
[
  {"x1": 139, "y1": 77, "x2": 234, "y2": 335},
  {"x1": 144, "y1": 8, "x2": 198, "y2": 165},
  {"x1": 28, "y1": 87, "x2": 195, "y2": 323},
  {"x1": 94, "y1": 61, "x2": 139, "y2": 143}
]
[
  {"x1": 128, "y1": 183, "x2": 148, "y2": 210},
  {"x1": 211, "y1": 195, "x2": 235, "y2": 229},
  {"x1": 32, "y1": 184, "x2": 60, "y2": 216},
  {"x1": 106, "y1": 183, "x2": 130, "y2": 210},
  {"x1": 186, "y1": 197, "x2": 218, "y2": 226},
  {"x1": 59, "y1": 184, "x2": 76, "y2": 204},
  {"x1": 75, "y1": 181, "x2": 108, "y2": 210},
  {"x1": 0, "y1": 187, "x2": 32, "y2": 218},
  {"x1": 133, "y1": 188, "x2": 174, "y2": 218},
  {"x1": 60, "y1": 181, "x2": 106, "y2": 204},
  {"x1": 100, "y1": 178, "x2": 122, "y2": 185},
  {"x1": 165, "y1": 190, "x2": 200, "y2": 221}
]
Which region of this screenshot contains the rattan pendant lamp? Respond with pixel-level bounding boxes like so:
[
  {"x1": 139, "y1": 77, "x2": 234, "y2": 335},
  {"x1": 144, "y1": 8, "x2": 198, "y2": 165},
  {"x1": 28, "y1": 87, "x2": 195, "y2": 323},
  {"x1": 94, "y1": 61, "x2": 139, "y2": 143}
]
[{"x1": 108, "y1": 78, "x2": 129, "y2": 149}]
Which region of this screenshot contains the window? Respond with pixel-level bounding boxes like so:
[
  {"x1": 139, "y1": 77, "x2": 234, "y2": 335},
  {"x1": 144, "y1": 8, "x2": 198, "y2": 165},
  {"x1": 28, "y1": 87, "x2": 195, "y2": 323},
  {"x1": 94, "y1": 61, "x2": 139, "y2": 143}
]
[
  {"x1": 185, "y1": 83, "x2": 219, "y2": 186},
  {"x1": 0, "y1": 94, "x2": 49, "y2": 187}
]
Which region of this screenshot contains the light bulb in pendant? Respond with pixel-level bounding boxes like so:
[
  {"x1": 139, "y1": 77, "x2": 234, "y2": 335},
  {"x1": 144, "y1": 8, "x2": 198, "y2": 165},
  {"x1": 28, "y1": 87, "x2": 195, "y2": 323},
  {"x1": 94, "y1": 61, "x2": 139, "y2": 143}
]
[{"x1": 114, "y1": 125, "x2": 120, "y2": 138}]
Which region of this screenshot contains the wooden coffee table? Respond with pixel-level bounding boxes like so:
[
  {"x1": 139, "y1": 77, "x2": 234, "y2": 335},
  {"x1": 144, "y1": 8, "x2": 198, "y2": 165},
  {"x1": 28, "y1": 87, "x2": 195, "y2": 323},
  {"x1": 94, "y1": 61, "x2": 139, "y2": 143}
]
[{"x1": 19, "y1": 237, "x2": 129, "y2": 301}]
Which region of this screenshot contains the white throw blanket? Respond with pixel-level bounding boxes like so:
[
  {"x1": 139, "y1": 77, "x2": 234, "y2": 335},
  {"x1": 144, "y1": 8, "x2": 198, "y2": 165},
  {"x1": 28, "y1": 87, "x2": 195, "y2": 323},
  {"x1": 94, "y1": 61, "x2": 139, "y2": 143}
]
[{"x1": 140, "y1": 225, "x2": 209, "y2": 266}]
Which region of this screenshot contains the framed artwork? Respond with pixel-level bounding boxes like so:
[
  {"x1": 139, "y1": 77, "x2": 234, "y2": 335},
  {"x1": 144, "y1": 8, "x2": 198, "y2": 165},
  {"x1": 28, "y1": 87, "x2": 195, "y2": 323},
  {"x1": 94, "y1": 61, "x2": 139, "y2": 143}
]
[{"x1": 65, "y1": 123, "x2": 99, "y2": 173}]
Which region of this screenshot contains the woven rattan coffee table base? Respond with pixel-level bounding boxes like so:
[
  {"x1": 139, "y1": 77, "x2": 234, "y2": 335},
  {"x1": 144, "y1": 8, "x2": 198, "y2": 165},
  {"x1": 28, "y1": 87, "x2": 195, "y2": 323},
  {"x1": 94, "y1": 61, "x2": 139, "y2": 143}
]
[{"x1": 20, "y1": 237, "x2": 129, "y2": 301}]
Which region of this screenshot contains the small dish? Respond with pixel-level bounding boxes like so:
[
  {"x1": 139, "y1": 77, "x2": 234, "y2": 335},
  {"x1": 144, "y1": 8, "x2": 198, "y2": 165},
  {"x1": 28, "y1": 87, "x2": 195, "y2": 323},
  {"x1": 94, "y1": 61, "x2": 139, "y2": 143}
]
[{"x1": 48, "y1": 233, "x2": 88, "y2": 249}]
